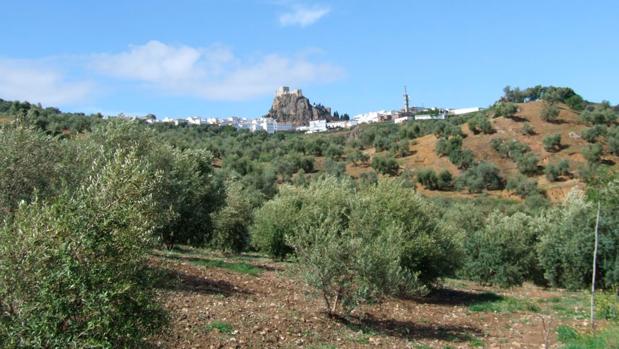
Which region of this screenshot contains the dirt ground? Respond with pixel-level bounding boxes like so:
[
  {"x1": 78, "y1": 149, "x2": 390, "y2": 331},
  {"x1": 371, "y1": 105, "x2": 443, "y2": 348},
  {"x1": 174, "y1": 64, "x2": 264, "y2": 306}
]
[{"x1": 149, "y1": 248, "x2": 600, "y2": 349}]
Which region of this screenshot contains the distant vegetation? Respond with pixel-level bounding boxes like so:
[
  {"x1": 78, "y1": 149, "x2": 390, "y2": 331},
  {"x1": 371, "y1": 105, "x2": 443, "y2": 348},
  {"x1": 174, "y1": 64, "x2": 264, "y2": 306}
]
[{"x1": 0, "y1": 86, "x2": 618, "y2": 345}]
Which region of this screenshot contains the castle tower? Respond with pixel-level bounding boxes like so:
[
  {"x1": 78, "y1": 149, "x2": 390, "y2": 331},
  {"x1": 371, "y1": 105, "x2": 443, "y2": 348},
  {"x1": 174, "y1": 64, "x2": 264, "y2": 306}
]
[{"x1": 403, "y1": 86, "x2": 410, "y2": 113}]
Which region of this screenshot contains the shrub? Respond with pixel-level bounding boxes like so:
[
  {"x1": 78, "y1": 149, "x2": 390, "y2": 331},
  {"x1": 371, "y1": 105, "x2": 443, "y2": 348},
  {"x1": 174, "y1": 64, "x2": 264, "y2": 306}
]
[
  {"x1": 0, "y1": 128, "x2": 65, "y2": 218},
  {"x1": 456, "y1": 162, "x2": 504, "y2": 193},
  {"x1": 493, "y1": 102, "x2": 518, "y2": 118},
  {"x1": 0, "y1": 150, "x2": 168, "y2": 347},
  {"x1": 417, "y1": 169, "x2": 439, "y2": 190},
  {"x1": 581, "y1": 125, "x2": 607, "y2": 143},
  {"x1": 436, "y1": 136, "x2": 463, "y2": 157},
  {"x1": 325, "y1": 144, "x2": 344, "y2": 160},
  {"x1": 394, "y1": 139, "x2": 411, "y2": 157},
  {"x1": 450, "y1": 149, "x2": 476, "y2": 170},
  {"x1": 251, "y1": 186, "x2": 304, "y2": 260},
  {"x1": 286, "y1": 178, "x2": 462, "y2": 314},
  {"x1": 437, "y1": 170, "x2": 454, "y2": 190},
  {"x1": 521, "y1": 122, "x2": 535, "y2": 135},
  {"x1": 211, "y1": 181, "x2": 256, "y2": 255},
  {"x1": 582, "y1": 143, "x2": 603, "y2": 165},
  {"x1": 324, "y1": 159, "x2": 347, "y2": 178},
  {"x1": 349, "y1": 149, "x2": 370, "y2": 165},
  {"x1": 540, "y1": 102, "x2": 560, "y2": 122},
  {"x1": 433, "y1": 121, "x2": 464, "y2": 138},
  {"x1": 491, "y1": 138, "x2": 531, "y2": 160},
  {"x1": 371, "y1": 155, "x2": 399, "y2": 176},
  {"x1": 609, "y1": 126, "x2": 619, "y2": 155},
  {"x1": 468, "y1": 114, "x2": 493, "y2": 134},
  {"x1": 463, "y1": 211, "x2": 544, "y2": 287},
  {"x1": 579, "y1": 103, "x2": 618, "y2": 125},
  {"x1": 358, "y1": 171, "x2": 378, "y2": 187},
  {"x1": 537, "y1": 191, "x2": 597, "y2": 290},
  {"x1": 507, "y1": 175, "x2": 542, "y2": 197},
  {"x1": 516, "y1": 153, "x2": 540, "y2": 176},
  {"x1": 543, "y1": 134, "x2": 562, "y2": 152},
  {"x1": 545, "y1": 160, "x2": 570, "y2": 182}
]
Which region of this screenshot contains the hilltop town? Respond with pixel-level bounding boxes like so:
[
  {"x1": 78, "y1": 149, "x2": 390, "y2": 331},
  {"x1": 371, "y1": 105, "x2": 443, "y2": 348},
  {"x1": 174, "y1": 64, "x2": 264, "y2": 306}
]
[{"x1": 137, "y1": 86, "x2": 482, "y2": 135}]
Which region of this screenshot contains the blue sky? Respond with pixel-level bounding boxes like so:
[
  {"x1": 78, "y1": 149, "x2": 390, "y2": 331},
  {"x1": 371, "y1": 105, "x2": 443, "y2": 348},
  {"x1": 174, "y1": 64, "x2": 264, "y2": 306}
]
[{"x1": 1, "y1": 0, "x2": 617, "y2": 118}]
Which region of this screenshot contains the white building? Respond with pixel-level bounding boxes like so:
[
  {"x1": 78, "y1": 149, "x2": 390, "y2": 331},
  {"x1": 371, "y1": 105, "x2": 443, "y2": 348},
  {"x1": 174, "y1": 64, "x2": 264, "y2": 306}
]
[
  {"x1": 414, "y1": 113, "x2": 447, "y2": 120},
  {"x1": 327, "y1": 120, "x2": 358, "y2": 129},
  {"x1": 448, "y1": 107, "x2": 482, "y2": 116},
  {"x1": 353, "y1": 110, "x2": 397, "y2": 124},
  {"x1": 276, "y1": 122, "x2": 295, "y2": 132},
  {"x1": 248, "y1": 118, "x2": 276, "y2": 134},
  {"x1": 186, "y1": 117, "x2": 202, "y2": 125},
  {"x1": 394, "y1": 116, "x2": 411, "y2": 124},
  {"x1": 307, "y1": 119, "x2": 327, "y2": 133}
]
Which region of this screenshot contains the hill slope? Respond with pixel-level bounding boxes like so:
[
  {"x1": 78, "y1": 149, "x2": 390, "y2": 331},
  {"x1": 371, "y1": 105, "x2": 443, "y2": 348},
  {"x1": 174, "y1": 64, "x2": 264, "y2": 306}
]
[{"x1": 347, "y1": 101, "x2": 618, "y2": 202}]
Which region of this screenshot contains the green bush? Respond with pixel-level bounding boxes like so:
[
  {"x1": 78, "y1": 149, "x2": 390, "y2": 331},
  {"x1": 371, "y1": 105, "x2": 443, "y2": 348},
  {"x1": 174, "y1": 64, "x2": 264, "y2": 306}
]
[
  {"x1": 324, "y1": 158, "x2": 347, "y2": 177},
  {"x1": 507, "y1": 175, "x2": 542, "y2": 198},
  {"x1": 463, "y1": 211, "x2": 544, "y2": 287},
  {"x1": 0, "y1": 150, "x2": 168, "y2": 347},
  {"x1": 540, "y1": 102, "x2": 560, "y2": 122},
  {"x1": 521, "y1": 122, "x2": 535, "y2": 135},
  {"x1": 437, "y1": 170, "x2": 454, "y2": 190},
  {"x1": 211, "y1": 181, "x2": 256, "y2": 255},
  {"x1": 581, "y1": 125, "x2": 607, "y2": 143},
  {"x1": 493, "y1": 102, "x2": 518, "y2": 118},
  {"x1": 456, "y1": 162, "x2": 504, "y2": 193},
  {"x1": 579, "y1": 103, "x2": 618, "y2": 125},
  {"x1": 371, "y1": 155, "x2": 399, "y2": 176},
  {"x1": 490, "y1": 138, "x2": 531, "y2": 160},
  {"x1": 582, "y1": 144, "x2": 603, "y2": 165},
  {"x1": 417, "y1": 169, "x2": 439, "y2": 190},
  {"x1": 359, "y1": 171, "x2": 379, "y2": 187},
  {"x1": 468, "y1": 114, "x2": 494, "y2": 134},
  {"x1": 349, "y1": 149, "x2": 370, "y2": 165},
  {"x1": 609, "y1": 126, "x2": 619, "y2": 155},
  {"x1": 543, "y1": 134, "x2": 562, "y2": 152},
  {"x1": 545, "y1": 160, "x2": 570, "y2": 182},
  {"x1": 537, "y1": 191, "x2": 600, "y2": 290},
  {"x1": 0, "y1": 127, "x2": 65, "y2": 218},
  {"x1": 286, "y1": 177, "x2": 462, "y2": 314},
  {"x1": 516, "y1": 153, "x2": 540, "y2": 176},
  {"x1": 436, "y1": 136, "x2": 463, "y2": 157}
]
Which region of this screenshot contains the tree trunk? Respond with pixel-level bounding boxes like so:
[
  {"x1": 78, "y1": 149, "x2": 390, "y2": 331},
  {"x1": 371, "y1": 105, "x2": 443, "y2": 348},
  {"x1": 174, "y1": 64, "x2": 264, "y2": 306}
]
[{"x1": 591, "y1": 202, "x2": 601, "y2": 331}]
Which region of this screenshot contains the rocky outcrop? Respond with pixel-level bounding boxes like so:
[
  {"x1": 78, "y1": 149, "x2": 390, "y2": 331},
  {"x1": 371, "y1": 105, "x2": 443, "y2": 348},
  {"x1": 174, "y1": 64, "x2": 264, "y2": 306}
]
[{"x1": 265, "y1": 90, "x2": 332, "y2": 126}]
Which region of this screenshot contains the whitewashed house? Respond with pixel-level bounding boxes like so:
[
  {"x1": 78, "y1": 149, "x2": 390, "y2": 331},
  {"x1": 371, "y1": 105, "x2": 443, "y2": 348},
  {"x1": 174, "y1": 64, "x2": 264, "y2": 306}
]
[{"x1": 307, "y1": 119, "x2": 327, "y2": 133}]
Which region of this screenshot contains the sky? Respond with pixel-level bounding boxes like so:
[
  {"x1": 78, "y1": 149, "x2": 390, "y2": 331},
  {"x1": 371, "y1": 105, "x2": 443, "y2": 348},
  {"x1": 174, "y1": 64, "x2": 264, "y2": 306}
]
[{"x1": 1, "y1": 0, "x2": 618, "y2": 119}]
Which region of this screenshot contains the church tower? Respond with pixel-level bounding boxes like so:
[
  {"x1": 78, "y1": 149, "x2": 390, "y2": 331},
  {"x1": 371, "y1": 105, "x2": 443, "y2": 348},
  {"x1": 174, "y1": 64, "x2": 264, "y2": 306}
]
[{"x1": 403, "y1": 86, "x2": 410, "y2": 113}]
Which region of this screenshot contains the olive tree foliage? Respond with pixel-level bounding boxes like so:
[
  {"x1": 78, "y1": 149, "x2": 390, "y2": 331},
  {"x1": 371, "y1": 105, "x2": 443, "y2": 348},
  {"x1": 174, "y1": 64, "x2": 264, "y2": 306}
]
[
  {"x1": 463, "y1": 211, "x2": 544, "y2": 287},
  {"x1": 468, "y1": 113, "x2": 494, "y2": 134},
  {"x1": 90, "y1": 121, "x2": 224, "y2": 247},
  {"x1": 536, "y1": 191, "x2": 597, "y2": 290},
  {"x1": 536, "y1": 181, "x2": 619, "y2": 290},
  {"x1": 493, "y1": 102, "x2": 518, "y2": 118},
  {"x1": 579, "y1": 102, "x2": 618, "y2": 126},
  {"x1": 253, "y1": 177, "x2": 462, "y2": 314},
  {"x1": 0, "y1": 150, "x2": 169, "y2": 348},
  {"x1": 211, "y1": 181, "x2": 258, "y2": 255},
  {"x1": 540, "y1": 101, "x2": 560, "y2": 122}
]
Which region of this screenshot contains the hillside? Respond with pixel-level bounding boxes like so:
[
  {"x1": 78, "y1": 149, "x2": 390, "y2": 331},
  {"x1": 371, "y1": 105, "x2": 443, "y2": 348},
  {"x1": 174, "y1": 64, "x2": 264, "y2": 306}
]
[{"x1": 346, "y1": 100, "x2": 618, "y2": 202}]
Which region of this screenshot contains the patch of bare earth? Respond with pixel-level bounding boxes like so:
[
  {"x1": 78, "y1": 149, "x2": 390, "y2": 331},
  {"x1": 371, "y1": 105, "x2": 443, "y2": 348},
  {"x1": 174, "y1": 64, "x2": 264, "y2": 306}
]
[{"x1": 149, "y1": 252, "x2": 595, "y2": 349}]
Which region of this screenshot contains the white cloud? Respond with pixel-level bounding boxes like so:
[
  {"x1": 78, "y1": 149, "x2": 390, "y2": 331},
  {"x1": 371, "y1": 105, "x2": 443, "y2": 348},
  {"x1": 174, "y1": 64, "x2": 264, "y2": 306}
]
[
  {"x1": 279, "y1": 4, "x2": 330, "y2": 27},
  {"x1": 0, "y1": 59, "x2": 94, "y2": 105},
  {"x1": 93, "y1": 40, "x2": 343, "y2": 101}
]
